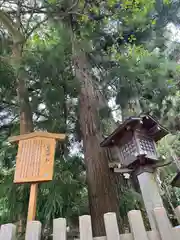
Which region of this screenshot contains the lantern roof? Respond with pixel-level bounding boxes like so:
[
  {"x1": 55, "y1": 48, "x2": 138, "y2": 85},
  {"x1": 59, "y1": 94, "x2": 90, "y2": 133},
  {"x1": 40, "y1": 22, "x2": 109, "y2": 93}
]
[{"x1": 100, "y1": 115, "x2": 168, "y2": 147}]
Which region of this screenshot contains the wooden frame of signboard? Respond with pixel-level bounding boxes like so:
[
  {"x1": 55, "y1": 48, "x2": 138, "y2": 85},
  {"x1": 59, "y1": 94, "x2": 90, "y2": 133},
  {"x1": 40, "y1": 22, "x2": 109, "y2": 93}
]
[{"x1": 9, "y1": 131, "x2": 66, "y2": 221}]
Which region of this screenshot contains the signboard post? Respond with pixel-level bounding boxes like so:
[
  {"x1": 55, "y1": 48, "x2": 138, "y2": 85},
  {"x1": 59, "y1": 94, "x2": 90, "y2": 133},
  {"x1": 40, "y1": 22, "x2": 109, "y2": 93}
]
[{"x1": 9, "y1": 131, "x2": 66, "y2": 221}]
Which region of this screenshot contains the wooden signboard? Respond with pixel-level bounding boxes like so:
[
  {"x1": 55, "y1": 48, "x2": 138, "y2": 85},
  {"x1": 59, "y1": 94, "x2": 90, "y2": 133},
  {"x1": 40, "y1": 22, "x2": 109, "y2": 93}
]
[
  {"x1": 9, "y1": 131, "x2": 66, "y2": 221},
  {"x1": 14, "y1": 137, "x2": 55, "y2": 183},
  {"x1": 9, "y1": 132, "x2": 65, "y2": 184}
]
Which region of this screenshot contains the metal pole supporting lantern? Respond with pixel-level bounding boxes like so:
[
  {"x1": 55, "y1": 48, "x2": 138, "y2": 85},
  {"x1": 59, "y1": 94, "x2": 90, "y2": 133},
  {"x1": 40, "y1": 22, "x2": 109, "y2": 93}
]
[{"x1": 100, "y1": 115, "x2": 169, "y2": 230}]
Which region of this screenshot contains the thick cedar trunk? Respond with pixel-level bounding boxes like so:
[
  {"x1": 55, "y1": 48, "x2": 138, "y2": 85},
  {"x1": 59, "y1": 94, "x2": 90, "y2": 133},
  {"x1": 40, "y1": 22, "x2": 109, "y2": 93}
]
[
  {"x1": 0, "y1": 11, "x2": 34, "y2": 134},
  {"x1": 12, "y1": 41, "x2": 33, "y2": 234},
  {"x1": 0, "y1": 9, "x2": 33, "y2": 234},
  {"x1": 74, "y1": 53, "x2": 120, "y2": 236},
  {"x1": 12, "y1": 42, "x2": 33, "y2": 134}
]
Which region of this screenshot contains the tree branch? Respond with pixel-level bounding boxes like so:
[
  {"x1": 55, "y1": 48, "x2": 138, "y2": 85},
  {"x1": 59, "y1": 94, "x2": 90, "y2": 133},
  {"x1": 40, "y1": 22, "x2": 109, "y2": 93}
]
[
  {"x1": 67, "y1": 0, "x2": 79, "y2": 12},
  {"x1": 0, "y1": 10, "x2": 24, "y2": 43},
  {"x1": 25, "y1": 17, "x2": 48, "y2": 40},
  {"x1": 24, "y1": 0, "x2": 38, "y2": 34}
]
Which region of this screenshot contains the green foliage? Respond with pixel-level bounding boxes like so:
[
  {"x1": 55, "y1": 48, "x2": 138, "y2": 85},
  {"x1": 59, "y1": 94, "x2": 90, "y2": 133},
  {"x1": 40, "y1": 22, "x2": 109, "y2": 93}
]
[
  {"x1": 0, "y1": 22, "x2": 86, "y2": 228},
  {"x1": 119, "y1": 186, "x2": 142, "y2": 215},
  {"x1": 0, "y1": 60, "x2": 14, "y2": 85},
  {"x1": 107, "y1": 44, "x2": 178, "y2": 116},
  {"x1": 37, "y1": 156, "x2": 87, "y2": 225},
  {"x1": 0, "y1": 153, "x2": 88, "y2": 226}
]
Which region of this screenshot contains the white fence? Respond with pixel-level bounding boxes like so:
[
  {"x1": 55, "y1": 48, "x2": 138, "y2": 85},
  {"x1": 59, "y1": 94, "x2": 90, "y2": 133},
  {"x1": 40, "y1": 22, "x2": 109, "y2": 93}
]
[{"x1": 1, "y1": 206, "x2": 180, "y2": 239}]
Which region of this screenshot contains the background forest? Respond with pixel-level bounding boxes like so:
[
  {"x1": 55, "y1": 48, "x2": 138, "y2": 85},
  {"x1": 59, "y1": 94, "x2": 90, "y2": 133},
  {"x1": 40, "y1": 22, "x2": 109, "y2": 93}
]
[{"x1": 1, "y1": 0, "x2": 180, "y2": 238}]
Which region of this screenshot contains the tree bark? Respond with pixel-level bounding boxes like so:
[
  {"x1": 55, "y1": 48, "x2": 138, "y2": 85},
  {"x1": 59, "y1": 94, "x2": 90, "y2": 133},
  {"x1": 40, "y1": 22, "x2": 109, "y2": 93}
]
[
  {"x1": 11, "y1": 27, "x2": 33, "y2": 237},
  {"x1": 0, "y1": 10, "x2": 34, "y2": 233},
  {"x1": 12, "y1": 42, "x2": 33, "y2": 134},
  {"x1": 73, "y1": 51, "x2": 120, "y2": 236},
  {"x1": 0, "y1": 10, "x2": 33, "y2": 134}
]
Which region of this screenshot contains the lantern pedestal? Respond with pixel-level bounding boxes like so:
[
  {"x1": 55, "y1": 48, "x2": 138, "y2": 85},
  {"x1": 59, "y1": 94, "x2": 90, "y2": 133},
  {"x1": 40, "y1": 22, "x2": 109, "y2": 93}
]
[{"x1": 137, "y1": 170, "x2": 164, "y2": 230}]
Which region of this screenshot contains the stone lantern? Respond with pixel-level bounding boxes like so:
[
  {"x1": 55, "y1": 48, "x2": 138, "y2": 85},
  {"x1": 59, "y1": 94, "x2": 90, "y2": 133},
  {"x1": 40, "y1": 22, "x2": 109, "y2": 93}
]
[{"x1": 100, "y1": 114, "x2": 169, "y2": 230}]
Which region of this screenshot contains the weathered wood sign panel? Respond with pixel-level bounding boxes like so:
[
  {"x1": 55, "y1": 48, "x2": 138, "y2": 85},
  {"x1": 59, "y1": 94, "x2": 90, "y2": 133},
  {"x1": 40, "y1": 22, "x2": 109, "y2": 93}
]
[
  {"x1": 14, "y1": 137, "x2": 55, "y2": 183},
  {"x1": 9, "y1": 132, "x2": 66, "y2": 183}
]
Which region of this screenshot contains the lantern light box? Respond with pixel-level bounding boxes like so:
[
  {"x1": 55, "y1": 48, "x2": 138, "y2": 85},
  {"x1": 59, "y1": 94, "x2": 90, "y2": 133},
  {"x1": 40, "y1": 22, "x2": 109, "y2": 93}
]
[{"x1": 100, "y1": 115, "x2": 168, "y2": 169}]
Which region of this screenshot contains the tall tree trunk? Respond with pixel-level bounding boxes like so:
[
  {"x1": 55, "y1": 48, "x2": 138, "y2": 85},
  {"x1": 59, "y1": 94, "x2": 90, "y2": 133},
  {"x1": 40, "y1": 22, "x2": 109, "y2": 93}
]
[
  {"x1": 0, "y1": 10, "x2": 33, "y2": 233},
  {"x1": 73, "y1": 50, "x2": 120, "y2": 236},
  {"x1": 0, "y1": 10, "x2": 34, "y2": 134},
  {"x1": 12, "y1": 43, "x2": 33, "y2": 134},
  {"x1": 12, "y1": 42, "x2": 33, "y2": 134},
  {"x1": 12, "y1": 41, "x2": 34, "y2": 234}
]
